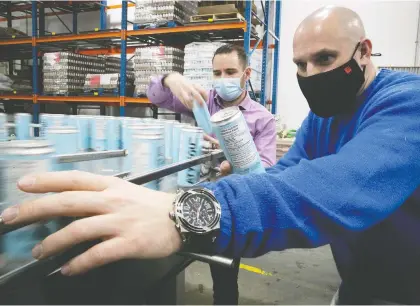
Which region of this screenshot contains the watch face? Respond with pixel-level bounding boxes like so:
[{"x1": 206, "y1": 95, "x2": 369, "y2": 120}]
[{"x1": 178, "y1": 189, "x2": 220, "y2": 233}]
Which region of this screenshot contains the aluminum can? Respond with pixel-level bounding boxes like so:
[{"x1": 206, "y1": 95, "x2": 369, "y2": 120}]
[
  {"x1": 130, "y1": 130, "x2": 164, "y2": 190},
  {"x1": 46, "y1": 126, "x2": 79, "y2": 172},
  {"x1": 172, "y1": 123, "x2": 186, "y2": 163},
  {"x1": 14, "y1": 113, "x2": 31, "y2": 140},
  {"x1": 192, "y1": 100, "x2": 213, "y2": 134},
  {"x1": 162, "y1": 120, "x2": 176, "y2": 163},
  {"x1": 106, "y1": 117, "x2": 121, "y2": 151},
  {"x1": 177, "y1": 127, "x2": 203, "y2": 187},
  {"x1": 91, "y1": 116, "x2": 107, "y2": 151},
  {"x1": 67, "y1": 115, "x2": 91, "y2": 151},
  {"x1": 211, "y1": 106, "x2": 265, "y2": 175},
  {"x1": 0, "y1": 140, "x2": 57, "y2": 265},
  {"x1": 39, "y1": 114, "x2": 66, "y2": 138}
]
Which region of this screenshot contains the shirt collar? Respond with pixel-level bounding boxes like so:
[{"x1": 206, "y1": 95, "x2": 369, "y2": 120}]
[{"x1": 214, "y1": 92, "x2": 252, "y2": 111}]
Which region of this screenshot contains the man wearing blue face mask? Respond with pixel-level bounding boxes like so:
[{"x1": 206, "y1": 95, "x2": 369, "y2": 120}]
[
  {"x1": 146, "y1": 44, "x2": 277, "y2": 169},
  {"x1": 146, "y1": 44, "x2": 276, "y2": 305}
]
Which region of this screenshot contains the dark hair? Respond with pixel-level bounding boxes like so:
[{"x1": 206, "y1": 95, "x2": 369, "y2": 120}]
[{"x1": 213, "y1": 44, "x2": 248, "y2": 68}]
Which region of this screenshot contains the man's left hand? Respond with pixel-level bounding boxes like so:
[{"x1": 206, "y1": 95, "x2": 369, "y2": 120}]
[{"x1": 0, "y1": 171, "x2": 181, "y2": 276}]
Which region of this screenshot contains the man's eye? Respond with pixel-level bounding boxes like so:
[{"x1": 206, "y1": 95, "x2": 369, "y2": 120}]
[
  {"x1": 296, "y1": 62, "x2": 307, "y2": 71},
  {"x1": 317, "y1": 55, "x2": 335, "y2": 65}
]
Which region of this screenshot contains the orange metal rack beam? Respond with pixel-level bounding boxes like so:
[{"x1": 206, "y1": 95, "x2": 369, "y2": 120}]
[
  {"x1": 0, "y1": 95, "x2": 150, "y2": 104},
  {"x1": 0, "y1": 22, "x2": 247, "y2": 46}
]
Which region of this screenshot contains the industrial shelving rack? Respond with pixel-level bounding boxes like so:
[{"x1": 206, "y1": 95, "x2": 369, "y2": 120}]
[{"x1": 0, "y1": 0, "x2": 281, "y2": 123}]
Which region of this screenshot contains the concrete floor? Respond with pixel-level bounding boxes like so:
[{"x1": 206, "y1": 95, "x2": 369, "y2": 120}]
[{"x1": 184, "y1": 246, "x2": 341, "y2": 305}]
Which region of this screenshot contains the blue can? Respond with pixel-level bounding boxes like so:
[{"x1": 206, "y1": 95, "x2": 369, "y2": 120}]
[
  {"x1": 211, "y1": 106, "x2": 265, "y2": 175},
  {"x1": 0, "y1": 140, "x2": 58, "y2": 264},
  {"x1": 172, "y1": 123, "x2": 187, "y2": 163},
  {"x1": 177, "y1": 127, "x2": 203, "y2": 187},
  {"x1": 130, "y1": 131, "x2": 165, "y2": 190},
  {"x1": 14, "y1": 113, "x2": 32, "y2": 140},
  {"x1": 91, "y1": 116, "x2": 107, "y2": 151},
  {"x1": 106, "y1": 117, "x2": 121, "y2": 151},
  {"x1": 192, "y1": 100, "x2": 213, "y2": 134},
  {"x1": 39, "y1": 114, "x2": 66, "y2": 138},
  {"x1": 71, "y1": 115, "x2": 92, "y2": 151},
  {"x1": 162, "y1": 120, "x2": 176, "y2": 163},
  {"x1": 46, "y1": 126, "x2": 79, "y2": 171}
]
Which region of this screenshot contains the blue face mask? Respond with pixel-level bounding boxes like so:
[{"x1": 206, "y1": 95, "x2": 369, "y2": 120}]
[{"x1": 213, "y1": 72, "x2": 246, "y2": 102}]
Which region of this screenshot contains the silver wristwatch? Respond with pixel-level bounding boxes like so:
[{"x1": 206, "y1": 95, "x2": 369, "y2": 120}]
[{"x1": 169, "y1": 188, "x2": 221, "y2": 252}]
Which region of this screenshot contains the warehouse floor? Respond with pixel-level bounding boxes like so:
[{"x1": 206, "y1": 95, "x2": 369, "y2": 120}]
[{"x1": 184, "y1": 246, "x2": 340, "y2": 305}]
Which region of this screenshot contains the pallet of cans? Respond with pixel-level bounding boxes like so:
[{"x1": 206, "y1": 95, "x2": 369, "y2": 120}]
[
  {"x1": 43, "y1": 52, "x2": 106, "y2": 95},
  {"x1": 134, "y1": 0, "x2": 198, "y2": 25},
  {"x1": 134, "y1": 46, "x2": 184, "y2": 96},
  {"x1": 102, "y1": 56, "x2": 134, "y2": 74},
  {"x1": 84, "y1": 73, "x2": 135, "y2": 92}
]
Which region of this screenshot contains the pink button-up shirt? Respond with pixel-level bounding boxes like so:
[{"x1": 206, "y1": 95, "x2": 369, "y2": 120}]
[{"x1": 147, "y1": 75, "x2": 277, "y2": 167}]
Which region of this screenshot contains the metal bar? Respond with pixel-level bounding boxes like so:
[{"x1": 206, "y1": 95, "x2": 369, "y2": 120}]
[
  {"x1": 260, "y1": 0, "x2": 270, "y2": 107},
  {"x1": 119, "y1": 0, "x2": 128, "y2": 117},
  {"x1": 32, "y1": 1, "x2": 40, "y2": 137},
  {"x1": 272, "y1": 1, "x2": 282, "y2": 115},
  {"x1": 177, "y1": 253, "x2": 235, "y2": 268},
  {"x1": 72, "y1": 3, "x2": 78, "y2": 34},
  {"x1": 128, "y1": 150, "x2": 225, "y2": 185},
  {"x1": 243, "y1": 1, "x2": 252, "y2": 62},
  {"x1": 100, "y1": 0, "x2": 107, "y2": 30},
  {"x1": 48, "y1": 6, "x2": 73, "y2": 34},
  {"x1": 56, "y1": 149, "x2": 128, "y2": 164},
  {"x1": 6, "y1": 2, "x2": 13, "y2": 74}
]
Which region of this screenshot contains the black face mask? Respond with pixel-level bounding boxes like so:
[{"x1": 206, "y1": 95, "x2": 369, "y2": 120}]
[{"x1": 297, "y1": 43, "x2": 366, "y2": 118}]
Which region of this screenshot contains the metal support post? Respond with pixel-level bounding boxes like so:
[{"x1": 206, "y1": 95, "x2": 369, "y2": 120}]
[
  {"x1": 260, "y1": 0, "x2": 270, "y2": 107},
  {"x1": 100, "y1": 1, "x2": 107, "y2": 30},
  {"x1": 32, "y1": 1, "x2": 39, "y2": 136},
  {"x1": 6, "y1": 3, "x2": 13, "y2": 75},
  {"x1": 72, "y1": 3, "x2": 78, "y2": 34},
  {"x1": 243, "y1": 1, "x2": 252, "y2": 60},
  {"x1": 272, "y1": 1, "x2": 282, "y2": 115},
  {"x1": 38, "y1": 2, "x2": 46, "y2": 113},
  {"x1": 119, "y1": 0, "x2": 128, "y2": 117}
]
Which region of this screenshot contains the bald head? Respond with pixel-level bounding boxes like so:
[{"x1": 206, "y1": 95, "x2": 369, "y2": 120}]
[
  {"x1": 295, "y1": 6, "x2": 365, "y2": 47},
  {"x1": 293, "y1": 6, "x2": 373, "y2": 78}
]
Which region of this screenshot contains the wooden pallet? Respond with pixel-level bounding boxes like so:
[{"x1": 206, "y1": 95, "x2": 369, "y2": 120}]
[{"x1": 190, "y1": 12, "x2": 245, "y2": 23}]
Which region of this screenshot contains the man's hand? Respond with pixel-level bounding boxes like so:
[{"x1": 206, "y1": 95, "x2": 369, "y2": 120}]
[
  {"x1": 164, "y1": 72, "x2": 208, "y2": 109},
  {"x1": 220, "y1": 161, "x2": 233, "y2": 177},
  {"x1": 0, "y1": 171, "x2": 181, "y2": 276}
]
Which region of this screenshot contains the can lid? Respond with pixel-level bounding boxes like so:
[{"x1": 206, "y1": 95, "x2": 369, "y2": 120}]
[
  {"x1": 0, "y1": 139, "x2": 53, "y2": 149},
  {"x1": 182, "y1": 126, "x2": 203, "y2": 133},
  {"x1": 14, "y1": 113, "x2": 31, "y2": 117},
  {"x1": 46, "y1": 126, "x2": 78, "y2": 133},
  {"x1": 210, "y1": 106, "x2": 240, "y2": 123}
]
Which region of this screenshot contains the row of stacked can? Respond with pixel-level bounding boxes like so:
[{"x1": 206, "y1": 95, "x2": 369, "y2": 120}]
[
  {"x1": 183, "y1": 42, "x2": 225, "y2": 91},
  {"x1": 0, "y1": 113, "x2": 204, "y2": 189},
  {"x1": 43, "y1": 52, "x2": 135, "y2": 95},
  {"x1": 134, "y1": 0, "x2": 198, "y2": 24},
  {"x1": 134, "y1": 46, "x2": 184, "y2": 96}
]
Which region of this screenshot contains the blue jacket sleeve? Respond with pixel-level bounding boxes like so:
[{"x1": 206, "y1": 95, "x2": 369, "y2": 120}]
[{"x1": 208, "y1": 90, "x2": 420, "y2": 258}]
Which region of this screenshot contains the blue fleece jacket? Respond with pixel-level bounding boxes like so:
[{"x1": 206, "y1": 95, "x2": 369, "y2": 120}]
[{"x1": 204, "y1": 69, "x2": 420, "y2": 303}]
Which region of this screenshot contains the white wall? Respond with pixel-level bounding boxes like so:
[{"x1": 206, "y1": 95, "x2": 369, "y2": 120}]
[{"x1": 276, "y1": 0, "x2": 420, "y2": 129}]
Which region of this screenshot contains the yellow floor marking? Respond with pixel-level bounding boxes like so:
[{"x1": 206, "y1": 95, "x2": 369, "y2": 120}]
[{"x1": 239, "y1": 263, "x2": 273, "y2": 276}]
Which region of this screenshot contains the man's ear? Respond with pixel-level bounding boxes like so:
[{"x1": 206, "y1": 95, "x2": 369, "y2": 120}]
[
  {"x1": 360, "y1": 39, "x2": 373, "y2": 61},
  {"x1": 244, "y1": 66, "x2": 252, "y2": 81}
]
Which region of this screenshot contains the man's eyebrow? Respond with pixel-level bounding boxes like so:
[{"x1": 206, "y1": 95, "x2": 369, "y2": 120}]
[{"x1": 293, "y1": 48, "x2": 339, "y2": 63}]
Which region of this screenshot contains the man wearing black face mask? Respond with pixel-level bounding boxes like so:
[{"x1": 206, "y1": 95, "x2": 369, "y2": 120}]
[{"x1": 6, "y1": 5, "x2": 420, "y2": 306}]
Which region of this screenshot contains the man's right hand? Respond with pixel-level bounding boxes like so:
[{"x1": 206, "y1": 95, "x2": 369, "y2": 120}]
[
  {"x1": 220, "y1": 161, "x2": 233, "y2": 177},
  {"x1": 163, "y1": 72, "x2": 208, "y2": 109}
]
